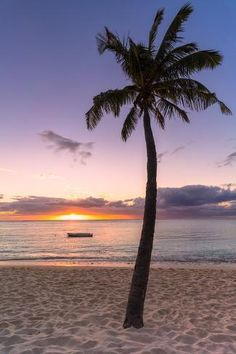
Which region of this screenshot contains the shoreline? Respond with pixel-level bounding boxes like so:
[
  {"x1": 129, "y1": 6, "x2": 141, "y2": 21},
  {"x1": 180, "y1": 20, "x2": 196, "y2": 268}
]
[{"x1": 1, "y1": 259, "x2": 236, "y2": 270}]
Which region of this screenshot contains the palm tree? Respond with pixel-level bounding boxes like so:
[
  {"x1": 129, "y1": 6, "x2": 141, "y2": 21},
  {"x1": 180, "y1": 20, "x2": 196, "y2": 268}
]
[{"x1": 85, "y1": 3, "x2": 231, "y2": 328}]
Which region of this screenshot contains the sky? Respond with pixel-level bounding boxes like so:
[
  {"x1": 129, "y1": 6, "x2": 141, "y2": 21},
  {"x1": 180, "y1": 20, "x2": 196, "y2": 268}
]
[{"x1": 0, "y1": 0, "x2": 236, "y2": 220}]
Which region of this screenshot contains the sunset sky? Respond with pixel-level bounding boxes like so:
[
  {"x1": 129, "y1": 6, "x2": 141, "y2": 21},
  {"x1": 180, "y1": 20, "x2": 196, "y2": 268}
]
[{"x1": 0, "y1": 0, "x2": 236, "y2": 220}]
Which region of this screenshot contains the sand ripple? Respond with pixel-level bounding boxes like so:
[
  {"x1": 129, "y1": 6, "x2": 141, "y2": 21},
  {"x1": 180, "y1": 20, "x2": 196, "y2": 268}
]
[{"x1": 0, "y1": 266, "x2": 236, "y2": 353}]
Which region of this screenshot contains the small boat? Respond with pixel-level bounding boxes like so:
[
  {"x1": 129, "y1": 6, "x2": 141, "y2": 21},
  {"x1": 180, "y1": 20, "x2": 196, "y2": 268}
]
[{"x1": 67, "y1": 232, "x2": 93, "y2": 238}]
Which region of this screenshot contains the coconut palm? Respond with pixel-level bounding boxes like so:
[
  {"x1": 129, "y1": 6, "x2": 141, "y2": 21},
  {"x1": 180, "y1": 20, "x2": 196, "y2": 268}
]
[{"x1": 85, "y1": 3, "x2": 231, "y2": 328}]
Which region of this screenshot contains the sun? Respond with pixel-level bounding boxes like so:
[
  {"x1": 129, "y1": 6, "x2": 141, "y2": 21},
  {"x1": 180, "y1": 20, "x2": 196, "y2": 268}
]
[{"x1": 55, "y1": 213, "x2": 89, "y2": 221}]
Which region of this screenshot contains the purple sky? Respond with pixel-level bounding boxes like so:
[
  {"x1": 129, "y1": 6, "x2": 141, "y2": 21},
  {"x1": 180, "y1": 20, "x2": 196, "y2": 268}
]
[{"x1": 0, "y1": 0, "x2": 236, "y2": 219}]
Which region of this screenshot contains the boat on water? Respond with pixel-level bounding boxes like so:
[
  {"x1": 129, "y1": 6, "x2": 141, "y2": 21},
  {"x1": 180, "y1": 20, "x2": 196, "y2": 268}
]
[{"x1": 67, "y1": 232, "x2": 93, "y2": 238}]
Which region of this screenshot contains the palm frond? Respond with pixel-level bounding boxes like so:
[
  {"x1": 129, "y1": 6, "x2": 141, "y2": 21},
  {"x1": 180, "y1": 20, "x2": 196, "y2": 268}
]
[
  {"x1": 150, "y1": 105, "x2": 165, "y2": 129},
  {"x1": 157, "y1": 98, "x2": 190, "y2": 123},
  {"x1": 148, "y1": 8, "x2": 164, "y2": 52},
  {"x1": 155, "y1": 79, "x2": 231, "y2": 115},
  {"x1": 155, "y1": 78, "x2": 216, "y2": 110},
  {"x1": 217, "y1": 100, "x2": 232, "y2": 115},
  {"x1": 155, "y1": 78, "x2": 213, "y2": 92},
  {"x1": 96, "y1": 27, "x2": 150, "y2": 84},
  {"x1": 96, "y1": 27, "x2": 132, "y2": 78},
  {"x1": 156, "y1": 3, "x2": 193, "y2": 60},
  {"x1": 164, "y1": 50, "x2": 222, "y2": 78},
  {"x1": 86, "y1": 86, "x2": 137, "y2": 130},
  {"x1": 160, "y1": 42, "x2": 198, "y2": 67},
  {"x1": 121, "y1": 106, "x2": 139, "y2": 141},
  {"x1": 97, "y1": 27, "x2": 127, "y2": 56}
]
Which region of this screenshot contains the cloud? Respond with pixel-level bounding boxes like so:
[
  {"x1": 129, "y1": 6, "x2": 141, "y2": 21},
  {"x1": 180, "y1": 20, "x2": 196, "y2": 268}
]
[
  {"x1": 218, "y1": 151, "x2": 236, "y2": 167},
  {"x1": 157, "y1": 152, "x2": 168, "y2": 163},
  {"x1": 40, "y1": 130, "x2": 94, "y2": 164},
  {"x1": 72, "y1": 197, "x2": 107, "y2": 208},
  {"x1": 79, "y1": 151, "x2": 92, "y2": 165},
  {"x1": 221, "y1": 183, "x2": 236, "y2": 189},
  {"x1": 157, "y1": 185, "x2": 236, "y2": 207},
  {"x1": 171, "y1": 141, "x2": 194, "y2": 155},
  {"x1": 156, "y1": 185, "x2": 236, "y2": 219},
  {"x1": 0, "y1": 195, "x2": 142, "y2": 217},
  {"x1": 0, "y1": 196, "x2": 116, "y2": 215},
  {"x1": 157, "y1": 143, "x2": 189, "y2": 163},
  {"x1": 0, "y1": 194, "x2": 3, "y2": 199},
  {"x1": 171, "y1": 145, "x2": 186, "y2": 155},
  {"x1": 2, "y1": 185, "x2": 236, "y2": 219}
]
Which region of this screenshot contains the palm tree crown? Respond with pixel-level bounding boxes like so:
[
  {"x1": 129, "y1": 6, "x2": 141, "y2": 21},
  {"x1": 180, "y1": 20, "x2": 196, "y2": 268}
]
[{"x1": 86, "y1": 3, "x2": 231, "y2": 136}]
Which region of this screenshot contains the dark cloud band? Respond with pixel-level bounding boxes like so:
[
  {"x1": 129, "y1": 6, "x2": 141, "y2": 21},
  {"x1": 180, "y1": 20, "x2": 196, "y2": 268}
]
[{"x1": 1, "y1": 185, "x2": 236, "y2": 218}]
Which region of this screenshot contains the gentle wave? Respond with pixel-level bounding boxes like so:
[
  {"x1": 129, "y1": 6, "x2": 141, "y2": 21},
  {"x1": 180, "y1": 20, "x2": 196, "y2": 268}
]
[
  {"x1": 1, "y1": 257, "x2": 236, "y2": 264},
  {"x1": 1, "y1": 219, "x2": 236, "y2": 264}
]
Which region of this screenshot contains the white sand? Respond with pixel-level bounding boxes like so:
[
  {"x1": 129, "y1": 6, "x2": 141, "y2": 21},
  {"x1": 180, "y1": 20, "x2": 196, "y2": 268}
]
[{"x1": 0, "y1": 266, "x2": 236, "y2": 354}]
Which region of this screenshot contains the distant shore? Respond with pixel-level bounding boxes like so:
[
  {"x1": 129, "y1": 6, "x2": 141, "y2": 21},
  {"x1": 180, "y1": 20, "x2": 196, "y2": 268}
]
[{"x1": 1, "y1": 266, "x2": 236, "y2": 353}]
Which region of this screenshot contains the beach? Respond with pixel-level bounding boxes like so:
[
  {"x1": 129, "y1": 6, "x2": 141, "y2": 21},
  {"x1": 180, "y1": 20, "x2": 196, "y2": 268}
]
[{"x1": 1, "y1": 265, "x2": 236, "y2": 354}]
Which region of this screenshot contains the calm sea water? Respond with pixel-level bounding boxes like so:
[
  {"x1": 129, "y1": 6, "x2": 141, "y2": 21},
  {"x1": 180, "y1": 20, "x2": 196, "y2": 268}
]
[{"x1": 0, "y1": 219, "x2": 236, "y2": 264}]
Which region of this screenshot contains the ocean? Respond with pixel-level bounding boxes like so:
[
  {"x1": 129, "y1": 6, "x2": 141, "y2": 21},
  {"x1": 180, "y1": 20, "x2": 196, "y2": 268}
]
[{"x1": 0, "y1": 219, "x2": 236, "y2": 264}]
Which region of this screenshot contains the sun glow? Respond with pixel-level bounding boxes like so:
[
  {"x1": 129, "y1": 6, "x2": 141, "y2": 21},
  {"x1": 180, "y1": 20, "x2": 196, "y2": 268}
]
[
  {"x1": 218, "y1": 202, "x2": 231, "y2": 208},
  {"x1": 50, "y1": 213, "x2": 137, "y2": 221},
  {"x1": 55, "y1": 213, "x2": 90, "y2": 221}
]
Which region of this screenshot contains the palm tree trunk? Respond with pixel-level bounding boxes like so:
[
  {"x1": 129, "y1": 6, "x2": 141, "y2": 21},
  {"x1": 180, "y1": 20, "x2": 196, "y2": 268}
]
[{"x1": 123, "y1": 108, "x2": 157, "y2": 329}]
